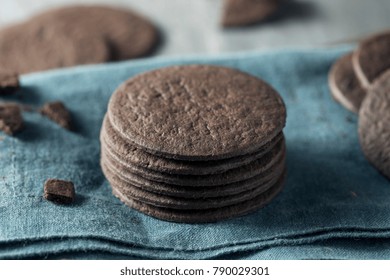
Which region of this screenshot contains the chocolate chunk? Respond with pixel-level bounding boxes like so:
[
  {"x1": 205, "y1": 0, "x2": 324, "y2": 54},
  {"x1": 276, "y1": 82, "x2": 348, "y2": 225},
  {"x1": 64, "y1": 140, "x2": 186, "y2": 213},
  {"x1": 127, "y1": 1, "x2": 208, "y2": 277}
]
[
  {"x1": 0, "y1": 70, "x2": 19, "y2": 95},
  {"x1": 43, "y1": 179, "x2": 75, "y2": 204},
  {"x1": 40, "y1": 101, "x2": 72, "y2": 130},
  {"x1": 0, "y1": 103, "x2": 23, "y2": 135}
]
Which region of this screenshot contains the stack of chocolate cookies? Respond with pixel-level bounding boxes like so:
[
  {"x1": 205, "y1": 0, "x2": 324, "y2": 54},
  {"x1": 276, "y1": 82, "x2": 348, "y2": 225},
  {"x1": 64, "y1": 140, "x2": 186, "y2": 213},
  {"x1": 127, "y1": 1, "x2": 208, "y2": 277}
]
[
  {"x1": 328, "y1": 30, "x2": 390, "y2": 179},
  {"x1": 100, "y1": 65, "x2": 287, "y2": 223}
]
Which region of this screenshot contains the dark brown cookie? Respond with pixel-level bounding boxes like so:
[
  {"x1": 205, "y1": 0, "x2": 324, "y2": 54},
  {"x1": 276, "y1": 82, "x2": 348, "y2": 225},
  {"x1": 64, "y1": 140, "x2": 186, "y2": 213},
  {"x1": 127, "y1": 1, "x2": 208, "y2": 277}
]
[
  {"x1": 108, "y1": 65, "x2": 286, "y2": 160},
  {"x1": 0, "y1": 103, "x2": 23, "y2": 135},
  {"x1": 222, "y1": 0, "x2": 281, "y2": 27},
  {"x1": 358, "y1": 70, "x2": 390, "y2": 179},
  {"x1": 40, "y1": 101, "x2": 72, "y2": 130},
  {"x1": 102, "y1": 158, "x2": 283, "y2": 210},
  {"x1": 101, "y1": 147, "x2": 286, "y2": 198},
  {"x1": 101, "y1": 114, "x2": 283, "y2": 175},
  {"x1": 35, "y1": 5, "x2": 159, "y2": 60},
  {"x1": 0, "y1": 70, "x2": 19, "y2": 95},
  {"x1": 353, "y1": 30, "x2": 390, "y2": 88},
  {"x1": 0, "y1": 19, "x2": 109, "y2": 74},
  {"x1": 111, "y1": 170, "x2": 286, "y2": 223},
  {"x1": 43, "y1": 178, "x2": 75, "y2": 204},
  {"x1": 102, "y1": 137, "x2": 285, "y2": 187},
  {"x1": 328, "y1": 53, "x2": 366, "y2": 113}
]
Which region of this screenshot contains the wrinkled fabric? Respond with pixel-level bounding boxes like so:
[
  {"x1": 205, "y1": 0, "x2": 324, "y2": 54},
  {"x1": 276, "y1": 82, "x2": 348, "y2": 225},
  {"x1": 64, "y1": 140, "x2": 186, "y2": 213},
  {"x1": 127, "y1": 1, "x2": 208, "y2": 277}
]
[{"x1": 2, "y1": 46, "x2": 390, "y2": 259}]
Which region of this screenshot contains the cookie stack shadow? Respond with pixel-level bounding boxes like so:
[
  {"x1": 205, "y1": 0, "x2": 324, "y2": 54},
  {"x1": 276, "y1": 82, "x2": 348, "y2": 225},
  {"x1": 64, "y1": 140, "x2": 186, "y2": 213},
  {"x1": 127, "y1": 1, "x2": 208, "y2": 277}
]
[{"x1": 100, "y1": 65, "x2": 287, "y2": 223}]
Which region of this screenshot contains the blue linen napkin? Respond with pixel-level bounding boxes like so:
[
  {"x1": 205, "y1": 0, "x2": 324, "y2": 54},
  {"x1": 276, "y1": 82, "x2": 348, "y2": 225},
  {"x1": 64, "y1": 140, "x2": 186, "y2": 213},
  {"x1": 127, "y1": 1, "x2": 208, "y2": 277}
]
[{"x1": 2, "y1": 46, "x2": 390, "y2": 260}]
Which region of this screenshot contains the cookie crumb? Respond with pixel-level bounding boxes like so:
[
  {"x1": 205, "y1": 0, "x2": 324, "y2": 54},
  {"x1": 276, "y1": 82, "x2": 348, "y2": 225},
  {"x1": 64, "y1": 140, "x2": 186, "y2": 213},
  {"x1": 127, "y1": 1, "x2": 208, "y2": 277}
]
[
  {"x1": 40, "y1": 101, "x2": 72, "y2": 130},
  {"x1": 44, "y1": 179, "x2": 75, "y2": 204},
  {"x1": 0, "y1": 103, "x2": 24, "y2": 135},
  {"x1": 0, "y1": 70, "x2": 19, "y2": 95}
]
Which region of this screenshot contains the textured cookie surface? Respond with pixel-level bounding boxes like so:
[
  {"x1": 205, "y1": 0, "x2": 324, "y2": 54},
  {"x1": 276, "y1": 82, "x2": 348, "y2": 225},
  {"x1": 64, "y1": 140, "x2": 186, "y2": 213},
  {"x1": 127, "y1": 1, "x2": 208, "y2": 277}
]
[
  {"x1": 328, "y1": 53, "x2": 366, "y2": 113},
  {"x1": 222, "y1": 0, "x2": 280, "y2": 27},
  {"x1": 108, "y1": 65, "x2": 286, "y2": 160},
  {"x1": 353, "y1": 30, "x2": 390, "y2": 88},
  {"x1": 0, "y1": 20, "x2": 109, "y2": 74},
  {"x1": 358, "y1": 70, "x2": 390, "y2": 179},
  {"x1": 102, "y1": 137, "x2": 285, "y2": 186},
  {"x1": 36, "y1": 5, "x2": 159, "y2": 60},
  {"x1": 102, "y1": 159, "x2": 282, "y2": 210},
  {"x1": 101, "y1": 145, "x2": 286, "y2": 198},
  {"x1": 101, "y1": 114, "x2": 283, "y2": 175},
  {"x1": 111, "y1": 170, "x2": 286, "y2": 223}
]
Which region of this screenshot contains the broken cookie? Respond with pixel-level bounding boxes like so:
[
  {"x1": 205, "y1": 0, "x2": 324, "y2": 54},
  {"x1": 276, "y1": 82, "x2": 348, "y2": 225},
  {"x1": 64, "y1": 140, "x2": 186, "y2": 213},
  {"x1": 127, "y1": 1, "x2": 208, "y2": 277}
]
[
  {"x1": 0, "y1": 103, "x2": 23, "y2": 135},
  {"x1": 0, "y1": 70, "x2": 19, "y2": 95},
  {"x1": 40, "y1": 101, "x2": 72, "y2": 130},
  {"x1": 43, "y1": 178, "x2": 75, "y2": 204}
]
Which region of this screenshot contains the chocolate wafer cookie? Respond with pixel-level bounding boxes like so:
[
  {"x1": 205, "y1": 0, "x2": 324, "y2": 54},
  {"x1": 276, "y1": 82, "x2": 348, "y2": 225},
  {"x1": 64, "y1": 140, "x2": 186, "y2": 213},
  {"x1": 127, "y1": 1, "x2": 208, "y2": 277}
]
[
  {"x1": 101, "y1": 114, "x2": 283, "y2": 175},
  {"x1": 102, "y1": 137, "x2": 285, "y2": 186},
  {"x1": 111, "y1": 170, "x2": 286, "y2": 223},
  {"x1": 328, "y1": 53, "x2": 366, "y2": 113},
  {"x1": 102, "y1": 158, "x2": 284, "y2": 210},
  {"x1": 222, "y1": 0, "x2": 281, "y2": 27},
  {"x1": 101, "y1": 144, "x2": 286, "y2": 198},
  {"x1": 352, "y1": 30, "x2": 390, "y2": 88},
  {"x1": 35, "y1": 5, "x2": 159, "y2": 60},
  {"x1": 358, "y1": 70, "x2": 390, "y2": 179},
  {"x1": 108, "y1": 65, "x2": 286, "y2": 161},
  {"x1": 0, "y1": 20, "x2": 109, "y2": 74}
]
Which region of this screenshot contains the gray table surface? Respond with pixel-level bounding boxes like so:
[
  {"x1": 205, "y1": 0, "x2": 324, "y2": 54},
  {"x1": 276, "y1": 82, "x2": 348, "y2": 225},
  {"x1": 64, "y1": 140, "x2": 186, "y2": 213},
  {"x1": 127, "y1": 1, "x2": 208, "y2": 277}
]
[{"x1": 1, "y1": 0, "x2": 389, "y2": 56}]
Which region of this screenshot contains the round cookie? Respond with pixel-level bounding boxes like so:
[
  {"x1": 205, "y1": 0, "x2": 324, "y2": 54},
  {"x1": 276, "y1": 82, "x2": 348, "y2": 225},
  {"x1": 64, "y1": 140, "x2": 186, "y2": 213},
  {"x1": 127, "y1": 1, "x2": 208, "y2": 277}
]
[
  {"x1": 101, "y1": 114, "x2": 283, "y2": 175},
  {"x1": 358, "y1": 70, "x2": 390, "y2": 179},
  {"x1": 35, "y1": 5, "x2": 159, "y2": 60},
  {"x1": 222, "y1": 0, "x2": 281, "y2": 27},
  {"x1": 328, "y1": 53, "x2": 366, "y2": 113},
  {"x1": 353, "y1": 30, "x2": 390, "y2": 88},
  {"x1": 0, "y1": 20, "x2": 109, "y2": 74},
  {"x1": 102, "y1": 159, "x2": 282, "y2": 210},
  {"x1": 110, "y1": 170, "x2": 286, "y2": 223},
  {"x1": 108, "y1": 65, "x2": 286, "y2": 160},
  {"x1": 101, "y1": 147, "x2": 286, "y2": 198},
  {"x1": 102, "y1": 136, "x2": 286, "y2": 186}
]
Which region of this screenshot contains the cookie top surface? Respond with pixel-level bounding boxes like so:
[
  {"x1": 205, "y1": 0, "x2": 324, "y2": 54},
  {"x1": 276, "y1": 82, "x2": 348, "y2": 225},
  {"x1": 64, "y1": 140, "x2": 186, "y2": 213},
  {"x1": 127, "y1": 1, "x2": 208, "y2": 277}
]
[
  {"x1": 222, "y1": 0, "x2": 280, "y2": 27},
  {"x1": 108, "y1": 65, "x2": 286, "y2": 160},
  {"x1": 0, "y1": 19, "x2": 109, "y2": 73},
  {"x1": 358, "y1": 70, "x2": 390, "y2": 179},
  {"x1": 328, "y1": 53, "x2": 366, "y2": 113},
  {"x1": 36, "y1": 5, "x2": 159, "y2": 60},
  {"x1": 353, "y1": 30, "x2": 390, "y2": 88}
]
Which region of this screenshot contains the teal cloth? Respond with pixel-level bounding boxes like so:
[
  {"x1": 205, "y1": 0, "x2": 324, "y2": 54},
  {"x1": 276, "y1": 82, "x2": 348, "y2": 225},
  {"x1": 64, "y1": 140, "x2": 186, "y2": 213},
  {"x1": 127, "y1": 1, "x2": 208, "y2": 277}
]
[{"x1": 2, "y1": 46, "x2": 390, "y2": 260}]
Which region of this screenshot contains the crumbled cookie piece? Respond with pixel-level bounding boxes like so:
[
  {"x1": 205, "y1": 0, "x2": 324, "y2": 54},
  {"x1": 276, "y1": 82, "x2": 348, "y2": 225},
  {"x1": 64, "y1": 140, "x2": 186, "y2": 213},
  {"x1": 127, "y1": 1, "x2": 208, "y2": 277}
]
[
  {"x1": 0, "y1": 103, "x2": 24, "y2": 135},
  {"x1": 44, "y1": 178, "x2": 75, "y2": 204},
  {"x1": 40, "y1": 101, "x2": 72, "y2": 130},
  {"x1": 0, "y1": 70, "x2": 19, "y2": 95}
]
